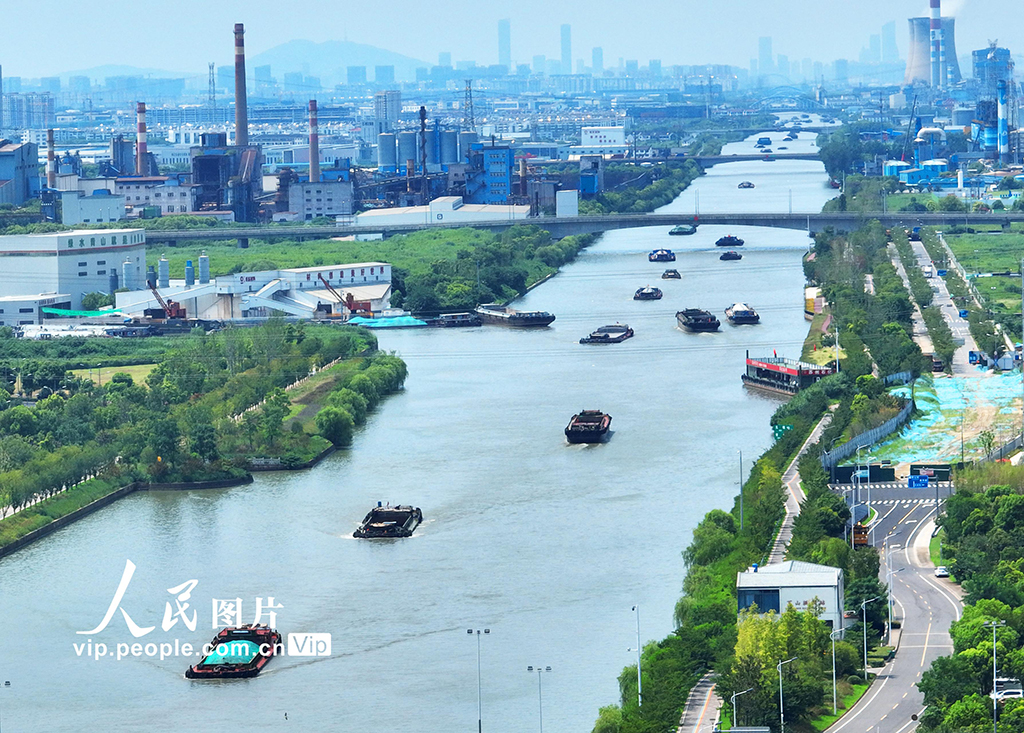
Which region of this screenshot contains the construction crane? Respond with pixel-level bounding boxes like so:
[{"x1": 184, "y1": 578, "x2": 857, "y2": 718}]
[{"x1": 147, "y1": 282, "x2": 185, "y2": 319}]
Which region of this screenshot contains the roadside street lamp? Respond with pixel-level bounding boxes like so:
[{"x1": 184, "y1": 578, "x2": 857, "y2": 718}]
[
  {"x1": 467, "y1": 628, "x2": 490, "y2": 733},
  {"x1": 777, "y1": 656, "x2": 798, "y2": 733},
  {"x1": 731, "y1": 687, "x2": 754, "y2": 727},
  {"x1": 984, "y1": 620, "x2": 1007, "y2": 733},
  {"x1": 886, "y1": 568, "x2": 905, "y2": 645},
  {"x1": 830, "y1": 629, "x2": 843, "y2": 715},
  {"x1": 628, "y1": 605, "x2": 642, "y2": 708},
  {"x1": 526, "y1": 666, "x2": 552, "y2": 733},
  {"x1": 884, "y1": 532, "x2": 903, "y2": 645},
  {"x1": 861, "y1": 596, "x2": 881, "y2": 679}
]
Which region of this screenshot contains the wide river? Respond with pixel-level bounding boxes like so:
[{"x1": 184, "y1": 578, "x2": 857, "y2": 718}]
[{"x1": 0, "y1": 129, "x2": 834, "y2": 732}]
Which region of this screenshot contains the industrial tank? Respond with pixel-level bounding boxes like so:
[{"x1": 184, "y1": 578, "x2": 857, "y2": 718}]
[
  {"x1": 397, "y1": 132, "x2": 417, "y2": 171},
  {"x1": 122, "y1": 259, "x2": 133, "y2": 291},
  {"x1": 185, "y1": 260, "x2": 195, "y2": 287},
  {"x1": 424, "y1": 130, "x2": 439, "y2": 166},
  {"x1": 377, "y1": 133, "x2": 397, "y2": 171},
  {"x1": 158, "y1": 256, "x2": 170, "y2": 288},
  {"x1": 458, "y1": 131, "x2": 479, "y2": 163},
  {"x1": 441, "y1": 130, "x2": 459, "y2": 164},
  {"x1": 198, "y1": 253, "x2": 210, "y2": 284}
]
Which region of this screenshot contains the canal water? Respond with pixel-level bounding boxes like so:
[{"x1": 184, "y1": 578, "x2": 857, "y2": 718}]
[{"x1": 0, "y1": 136, "x2": 833, "y2": 732}]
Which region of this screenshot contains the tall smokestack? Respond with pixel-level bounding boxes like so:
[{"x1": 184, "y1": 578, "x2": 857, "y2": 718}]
[
  {"x1": 135, "y1": 102, "x2": 148, "y2": 176},
  {"x1": 929, "y1": 0, "x2": 941, "y2": 88},
  {"x1": 46, "y1": 128, "x2": 56, "y2": 188},
  {"x1": 234, "y1": 23, "x2": 249, "y2": 147},
  {"x1": 998, "y1": 79, "x2": 1009, "y2": 164},
  {"x1": 308, "y1": 99, "x2": 320, "y2": 183}
]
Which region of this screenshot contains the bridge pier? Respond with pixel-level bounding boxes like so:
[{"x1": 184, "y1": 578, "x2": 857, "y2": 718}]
[{"x1": 237, "y1": 237, "x2": 249, "y2": 249}]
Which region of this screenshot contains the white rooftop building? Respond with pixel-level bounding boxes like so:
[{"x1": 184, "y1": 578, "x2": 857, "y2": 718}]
[
  {"x1": 0, "y1": 229, "x2": 146, "y2": 310},
  {"x1": 736, "y1": 560, "x2": 845, "y2": 631},
  {"x1": 115, "y1": 262, "x2": 391, "y2": 321},
  {"x1": 352, "y1": 196, "x2": 529, "y2": 229}
]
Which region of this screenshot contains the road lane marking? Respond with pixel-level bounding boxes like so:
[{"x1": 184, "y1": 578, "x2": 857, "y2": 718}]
[{"x1": 921, "y1": 622, "x2": 932, "y2": 666}]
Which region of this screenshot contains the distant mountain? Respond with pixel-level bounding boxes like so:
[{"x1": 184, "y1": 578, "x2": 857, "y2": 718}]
[
  {"x1": 249, "y1": 40, "x2": 428, "y2": 84},
  {"x1": 56, "y1": 65, "x2": 197, "y2": 83}
]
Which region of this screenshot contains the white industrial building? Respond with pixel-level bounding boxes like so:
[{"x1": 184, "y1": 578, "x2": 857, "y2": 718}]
[
  {"x1": 0, "y1": 293, "x2": 72, "y2": 327},
  {"x1": 736, "y1": 560, "x2": 845, "y2": 631},
  {"x1": 0, "y1": 228, "x2": 146, "y2": 310},
  {"x1": 352, "y1": 196, "x2": 529, "y2": 228},
  {"x1": 288, "y1": 179, "x2": 356, "y2": 220},
  {"x1": 115, "y1": 261, "x2": 392, "y2": 321},
  {"x1": 581, "y1": 126, "x2": 626, "y2": 147},
  {"x1": 115, "y1": 176, "x2": 198, "y2": 216},
  {"x1": 60, "y1": 190, "x2": 127, "y2": 225}
]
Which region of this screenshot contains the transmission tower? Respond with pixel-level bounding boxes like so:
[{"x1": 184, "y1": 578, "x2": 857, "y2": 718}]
[
  {"x1": 463, "y1": 79, "x2": 475, "y2": 130},
  {"x1": 208, "y1": 63, "x2": 216, "y2": 113}
]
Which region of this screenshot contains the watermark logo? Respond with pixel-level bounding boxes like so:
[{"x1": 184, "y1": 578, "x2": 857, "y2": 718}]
[{"x1": 288, "y1": 633, "x2": 332, "y2": 657}]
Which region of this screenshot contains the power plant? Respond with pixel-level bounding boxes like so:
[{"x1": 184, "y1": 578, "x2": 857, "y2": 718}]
[{"x1": 905, "y1": 11, "x2": 961, "y2": 87}]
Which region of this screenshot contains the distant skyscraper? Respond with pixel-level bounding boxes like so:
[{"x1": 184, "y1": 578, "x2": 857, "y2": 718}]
[
  {"x1": 592, "y1": 47, "x2": 604, "y2": 74},
  {"x1": 625, "y1": 60, "x2": 639, "y2": 76},
  {"x1": 813, "y1": 61, "x2": 824, "y2": 83},
  {"x1": 375, "y1": 65, "x2": 395, "y2": 84},
  {"x1": 649, "y1": 59, "x2": 662, "y2": 78},
  {"x1": 758, "y1": 37, "x2": 773, "y2": 77},
  {"x1": 776, "y1": 54, "x2": 789, "y2": 79},
  {"x1": 498, "y1": 19, "x2": 511, "y2": 68},
  {"x1": 881, "y1": 21, "x2": 899, "y2": 63},
  {"x1": 834, "y1": 59, "x2": 849, "y2": 84},
  {"x1": 560, "y1": 24, "x2": 572, "y2": 75},
  {"x1": 439, "y1": 52, "x2": 452, "y2": 67},
  {"x1": 346, "y1": 66, "x2": 367, "y2": 86},
  {"x1": 801, "y1": 58, "x2": 813, "y2": 82},
  {"x1": 868, "y1": 35, "x2": 881, "y2": 64},
  {"x1": 533, "y1": 55, "x2": 547, "y2": 74}
]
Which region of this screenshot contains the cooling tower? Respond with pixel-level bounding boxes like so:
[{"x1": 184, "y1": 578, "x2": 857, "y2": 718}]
[{"x1": 906, "y1": 17, "x2": 961, "y2": 87}]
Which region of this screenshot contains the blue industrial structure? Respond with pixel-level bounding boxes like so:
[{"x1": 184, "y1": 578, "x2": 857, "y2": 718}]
[
  {"x1": 464, "y1": 142, "x2": 513, "y2": 204},
  {"x1": 0, "y1": 140, "x2": 39, "y2": 206}
]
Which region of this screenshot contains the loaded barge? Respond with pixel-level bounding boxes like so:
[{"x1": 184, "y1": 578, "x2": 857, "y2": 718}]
[
  {"x1": 354, "y1": 503, "x2": 423, "y2": 538},
  {"x1": 565, "y1": 410, "x2": 612, "y2": 443},
  {"x1": 741, "y1": 352, "x2": 833, "y2": 396},
  {"x1": 185, "y1": 625, "x2": 282, "y2": 679},
  {"x1": 676, "y1": 309, "x2": 721, "y2": 332},
  {"x1": 580, "y1": 324, "x2": 634, "y2": 344},
  {"x1": 475, "y1": 304, "x2": 555, "y2": 327}
]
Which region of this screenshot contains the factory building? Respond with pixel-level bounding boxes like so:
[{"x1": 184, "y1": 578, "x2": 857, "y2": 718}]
[
  {"x1": 973, "y1": 46, "x2": 1013, "y2": 100},
  {"x1": 0, "y1": 140, "x2": 39, "y2": 205},
  {"x1": 0, "y1": 228, "x2": 146, "y2": 310},
  {"x1": 904, "y1": 15, "x2": 961, "y2": 87},
  {"x1": 0, "y1": 293, "x2": 72, "y2": 327},
  {"x1": 737, "y1": 561, "x2": 845, "y2": 631},
  {"x1": 114, "y1": 176, "x2": 198, "y2": 216},
  {"x1": 115, "y1": 261, "x2": 392, "y2": 321},
  {"x1": 288, "y1": 179, "x2": 356, "y2": 219},
  {"x1": 465, "y1": 143, "x2": 514, "y2": 204},
  {"x1": 60, "y1": 190, "x2": 127, "y2": 225}
]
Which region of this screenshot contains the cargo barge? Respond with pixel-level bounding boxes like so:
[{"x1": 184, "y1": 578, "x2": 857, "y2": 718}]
[
  {"x1": 669, "y1": 225, "x2": 697, "y2": 236},
  {"x1": 634, "y1": 286, "x2": 663, "y2": 301},
  {"x1": 565, "y1": 410, "x2": 612, "y2": 443},
  {"x1": 580, "y1": 324, "x2": 634, "y2": 344},
  {"x1": 475, "y1": 304, "x2": 555, "y2": 327},
  {"x1": 354, "y1": 503, "x2": 424, "y2": 538},
  {"x1": 741, "y1": 352, "x2": 834, "y2": 395},
  {"x1": 719, "y1": 251, "x2": 742, "y2": 261},
  {"x1": 661, "y1": 269, "x2": 681, "y2": 279},
  {"x1": 676, "y1": 309, "x2": 721, "y2": 332},
  {"x1": 725, "y1": 303, "x2": 760, "y2": 324},
  {"x1": 648, "y1": 248, "x2": 676, "y2": 262},
  {"x1": 185, "y1": 625, "x2": 282, "y2": 680},
  {"x1": 715, "y1": 235, "x2": 744, "y2": 247},
  {"x1": 426, "y1": 312, "x2": 482, "y2": 327}
]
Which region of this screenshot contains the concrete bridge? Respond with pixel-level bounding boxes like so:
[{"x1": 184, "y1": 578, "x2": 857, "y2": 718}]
[
  {"x1": 689, "y1": 152, "x2": 821, "y2": 166},
  {"x1": 144, "y1": 212, "x2": 1024, "y2": 246}
]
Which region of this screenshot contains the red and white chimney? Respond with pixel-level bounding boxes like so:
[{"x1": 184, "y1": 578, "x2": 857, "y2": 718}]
[
  {"x1": 46, "y1": 128, "x2": 56, "y2": 188},
  {"x1": 308, "y1": 100, "x2": 320, "y2": 183},
  {"x1": 135, "y1": 101, "x2": 148, "y2": 176},
  {"x1": 234, "y1": 23, "x2": 249, "y2": 147},
  {"x1": 929, "y1": 0, "x2": 942, "y2": 88}
]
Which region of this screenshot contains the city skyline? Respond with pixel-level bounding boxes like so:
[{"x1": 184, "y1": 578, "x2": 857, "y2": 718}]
[{"x1": 2, "y1": 0, "x2": 1022, "y2": 78}]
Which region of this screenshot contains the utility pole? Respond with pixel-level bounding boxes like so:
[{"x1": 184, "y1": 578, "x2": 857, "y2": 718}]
[
  {"x1": 630, "y1": 605, "x2": 643, "y2": 708},
  {"x1": 208, "y1": 62, "x2": 216, "y2": 116},
  {"x1": 464, "y1": 80, "x2": 475, "y2": 130},
  {"x1": 984, "y1": 620, "x2": 1006, "y2": 733}
]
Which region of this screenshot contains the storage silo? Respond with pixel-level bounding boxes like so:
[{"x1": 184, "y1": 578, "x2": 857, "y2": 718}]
[
  {"x1": 459, "y1": 131, "x2": 479, "y2": 162},
  {"x1": 185, "y1": 260, "x2": 195, "y2": 287},
  {"x1": 397, "y1": 131, "x2": 418, "y2": 172},
  {"x1": 108, "y1": 272, "x2": 119, "y2": 294},
  {"x1": 158, "y1": 256, "x2": 169, "y2": 288},
  {"x1": 198, "y1": 252, "x2": 210, "y2": 284},
  {"x1": 146, "y1": 265, "x2": 157, "y2": 289},
  {"x1": 441, "y1": 130, "x2": 459, "y2": 164},
  {"x1": 424, "y1": 129, "x2": 439, "y2": 166},
  {"x1": 377, "y1": 133, "x2": 397, "y2": 172},
  {"x1": 122, "y1": 259, "x2": 133, "y2": 291}
]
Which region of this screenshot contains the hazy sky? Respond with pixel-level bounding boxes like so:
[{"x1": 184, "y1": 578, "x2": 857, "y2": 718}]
[{"x1": 2, "y1": 0, "x2": 1020, "y2": 77}]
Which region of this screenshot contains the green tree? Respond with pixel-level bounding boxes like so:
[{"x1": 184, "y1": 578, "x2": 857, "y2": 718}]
[
  {"x1": 315, "y1": 406, "x2": 355, "y2": 446},
  {"x1": 260, "y1": 388, "x2": 291, "y2": 447}
]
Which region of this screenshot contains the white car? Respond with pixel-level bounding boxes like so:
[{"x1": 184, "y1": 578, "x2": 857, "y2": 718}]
[
  {"x1": 935, "y1": 566, "x2": 950, "y2": 578},
  {"x1": 992, "y1": 689, "x2": 1024, "y2": 701}
]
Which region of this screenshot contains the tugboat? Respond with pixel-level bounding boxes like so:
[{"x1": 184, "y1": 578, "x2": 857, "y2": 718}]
[
  {"x1": 648, "y1": 248, "x2": 676, "y2": 262},
  {"x1": 719, "y1": 251, "x2": 742, "y2": 261},
  {"x1": 738, "y1": 181, "x2": 755, "y2": 189},
  {"x1": 661, "y1": 269, "x2": 682, "y2": 279},
  {"x1": 565, "y1": 410, "x2": 612, "y2": 443},
  {"x1": 676, "y1": 309, "x2": 721, "y2": 332},
  {"x1": 716, "y1": 235, "x2": 744, "y2": 247},
  {"x1": 633, "y1": 286, "x2": 663, "y2": 301},
  {"x1": 669, "y1": 224, "x2": 697, "y2": 236},
  {"x1": 580, "y1": 324, "x2": 634, "y2": 344},
  {"x1": 725, "y1": 303, "x2": 760, "y2": 324},
  {"x1": 425, "y1": 312, "x2": 483, "y2": 327},
  {"x1": 475, "y1": 304, "x2": 555, "y2": 327},
  {"x1": 185, "y1": 625, "x2": 282, "y2": 679},
  {"x1": 353, "y1": 503, "x2": 424, "y2": 538}
]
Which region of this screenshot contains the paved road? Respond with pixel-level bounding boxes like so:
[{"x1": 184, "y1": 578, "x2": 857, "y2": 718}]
[
  {"x1": 888, "y1": 245, "x2": 934, "y2": 357},
  {"x1": 908, "y1": 240, "x2": 981, "y2": 377},
  {"x1": 825, "y1": 488, "x2": 963, "y2": 733},
  {"x1": 676, "y1": 673, "x2": 720, "y2": 733}
]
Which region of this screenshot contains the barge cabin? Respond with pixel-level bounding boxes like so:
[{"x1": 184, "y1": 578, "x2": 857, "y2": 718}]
[{"x1": 741, "y1": 352, "x2": 834, "y2": 395}]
